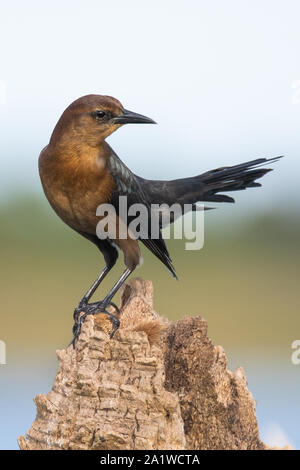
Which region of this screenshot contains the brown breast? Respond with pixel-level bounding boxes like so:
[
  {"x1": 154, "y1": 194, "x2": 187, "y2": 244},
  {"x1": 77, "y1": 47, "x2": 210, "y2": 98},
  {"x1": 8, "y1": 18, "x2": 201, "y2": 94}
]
[{"x1": 38, "y1": 143, "x2": 115, "y2": 235}]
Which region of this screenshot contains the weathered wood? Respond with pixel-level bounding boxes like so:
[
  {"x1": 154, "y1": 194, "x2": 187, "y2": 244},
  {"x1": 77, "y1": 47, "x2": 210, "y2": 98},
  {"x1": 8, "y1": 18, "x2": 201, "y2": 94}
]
[{"x1": 19, "y1": 278, "x2": 271, "y2": 450}]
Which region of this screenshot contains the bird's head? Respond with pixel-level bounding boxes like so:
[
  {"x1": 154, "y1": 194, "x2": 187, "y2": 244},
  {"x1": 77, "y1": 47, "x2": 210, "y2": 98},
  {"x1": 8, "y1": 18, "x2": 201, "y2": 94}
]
[{"x1": 50, "y1": 94, "x2": 156, "y2": 147}]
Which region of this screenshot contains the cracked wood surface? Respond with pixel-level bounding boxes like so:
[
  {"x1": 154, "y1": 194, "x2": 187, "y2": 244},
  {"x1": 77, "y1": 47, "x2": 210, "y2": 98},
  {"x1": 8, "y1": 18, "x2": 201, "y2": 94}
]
[{"x1": 19, "y1": 278, "x2": 273, "y2": 450}]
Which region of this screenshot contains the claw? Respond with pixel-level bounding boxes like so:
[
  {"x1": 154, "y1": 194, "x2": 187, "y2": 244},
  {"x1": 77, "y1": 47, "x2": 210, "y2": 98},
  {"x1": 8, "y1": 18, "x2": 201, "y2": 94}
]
[
  {"x1": 70, "y1": 300, "x2": 120, "y2": 347},
  {"x1": 108, "y1": 301, "x2": 120, "y2": 315},
  {"x1": 109, "y1": 313, "x2": 120, "y2": 339}
]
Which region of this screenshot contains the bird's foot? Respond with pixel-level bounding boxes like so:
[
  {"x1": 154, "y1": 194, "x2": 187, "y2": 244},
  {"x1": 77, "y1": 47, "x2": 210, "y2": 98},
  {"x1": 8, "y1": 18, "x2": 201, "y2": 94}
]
[
  {"x1": 73, "y1": 299, "x2": 120, "y2": 322},
  {"x1": 71, "y1": 300, "x2": 120, "y2": 347}
]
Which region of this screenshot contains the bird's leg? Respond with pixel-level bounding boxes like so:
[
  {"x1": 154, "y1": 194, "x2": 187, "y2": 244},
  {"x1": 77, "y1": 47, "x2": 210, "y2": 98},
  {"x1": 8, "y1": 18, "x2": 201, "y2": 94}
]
[
  {"x1": 85, "y1": 267, "x2": 132, "y2": 315},
  {"x1": 71, "y1": 268, "x2": 133, "y2": 345},
  {"x1": 73, "y1": 265, "x2": 112, "y2": 324}
]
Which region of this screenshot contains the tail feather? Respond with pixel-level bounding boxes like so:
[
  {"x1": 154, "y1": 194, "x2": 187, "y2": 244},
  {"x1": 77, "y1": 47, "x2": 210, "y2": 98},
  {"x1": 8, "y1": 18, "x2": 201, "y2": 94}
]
[
  {"x1": 138, "y1": 156, "x2": 282, "y2": 208},
  {"x1": 200, "y1": 157, "x2": 282, "y2": 203}
]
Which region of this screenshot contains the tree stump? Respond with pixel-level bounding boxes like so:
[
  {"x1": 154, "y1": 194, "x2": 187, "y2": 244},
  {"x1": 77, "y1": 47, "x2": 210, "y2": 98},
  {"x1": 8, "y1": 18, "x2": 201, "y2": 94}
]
[{"x1": 19, "y1": 278, "x2": 270, "y2": 450}]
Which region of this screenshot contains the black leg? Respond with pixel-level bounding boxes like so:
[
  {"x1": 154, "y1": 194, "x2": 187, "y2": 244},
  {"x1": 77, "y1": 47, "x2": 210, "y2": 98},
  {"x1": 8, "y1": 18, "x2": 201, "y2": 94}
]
[
  {"x1": 100, "y1": 268, "x2": 132, "y2": 306},
  {"x1": 79, "y1": 266, "x2": 111, "y2": 305},
  {"x1": 70, "y1": 238, "x2": 122, "y2": 347},
  {"x1": 73, "y1": 265, "x2": 112, "y2": 323},
  {"x1": 71, "y1": 267, "x2": 133, "y2": 346},
  {"x1": 75, "y1": 237, "x2": 120, "y2": 307}
]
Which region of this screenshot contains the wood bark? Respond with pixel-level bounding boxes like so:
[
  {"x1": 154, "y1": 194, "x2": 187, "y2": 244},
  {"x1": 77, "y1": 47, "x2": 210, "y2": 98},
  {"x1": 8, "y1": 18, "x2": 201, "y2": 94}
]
[{"x1": 19, "y1": 278, "x2": 273, "y2": 450}]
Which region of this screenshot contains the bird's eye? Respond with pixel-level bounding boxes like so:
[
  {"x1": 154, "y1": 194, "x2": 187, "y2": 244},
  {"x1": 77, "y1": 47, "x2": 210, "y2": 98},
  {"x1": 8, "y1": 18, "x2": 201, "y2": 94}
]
[{"x1": 95, "y1": 109, "x2": 106, "y2": 119}]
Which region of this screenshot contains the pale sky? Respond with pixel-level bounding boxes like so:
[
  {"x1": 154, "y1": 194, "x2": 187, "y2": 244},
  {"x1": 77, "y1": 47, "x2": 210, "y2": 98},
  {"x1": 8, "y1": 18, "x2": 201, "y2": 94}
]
[{"x1": 0, "y1": 0, "x2": 299, "y2": 212}]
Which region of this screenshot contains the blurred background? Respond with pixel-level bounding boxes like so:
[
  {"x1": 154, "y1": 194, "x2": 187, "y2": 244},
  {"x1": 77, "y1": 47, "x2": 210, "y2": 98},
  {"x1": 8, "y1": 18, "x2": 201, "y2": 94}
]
[{"x1": 0, "y1": 0, "x2": 299, "y2": 449}]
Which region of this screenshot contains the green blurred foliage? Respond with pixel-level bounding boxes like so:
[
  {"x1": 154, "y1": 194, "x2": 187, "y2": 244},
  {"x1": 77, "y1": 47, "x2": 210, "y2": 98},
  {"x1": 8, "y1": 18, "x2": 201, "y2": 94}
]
[{"x1": 1, "y1": 195, "x2": 299, "y2": 359}]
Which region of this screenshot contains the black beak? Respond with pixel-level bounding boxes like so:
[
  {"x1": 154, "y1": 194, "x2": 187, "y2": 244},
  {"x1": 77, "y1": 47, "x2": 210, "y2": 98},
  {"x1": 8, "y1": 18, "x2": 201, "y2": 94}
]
[{"x1": 112, "y1": 109, "x2": 156, "y2": 125}]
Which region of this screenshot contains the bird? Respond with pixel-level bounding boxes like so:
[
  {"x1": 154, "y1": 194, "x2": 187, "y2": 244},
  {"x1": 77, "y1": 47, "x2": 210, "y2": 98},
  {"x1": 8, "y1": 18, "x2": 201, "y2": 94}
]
[{"x1": 38, "y1": 94, "x2": 282, "y2": 345}]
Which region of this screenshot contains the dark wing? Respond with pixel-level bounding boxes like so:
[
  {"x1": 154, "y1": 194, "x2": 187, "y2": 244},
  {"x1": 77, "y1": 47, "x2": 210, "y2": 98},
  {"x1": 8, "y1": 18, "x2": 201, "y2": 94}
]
[{"x1": 107, "y1": 151, "x2": 177, "y2": 278}]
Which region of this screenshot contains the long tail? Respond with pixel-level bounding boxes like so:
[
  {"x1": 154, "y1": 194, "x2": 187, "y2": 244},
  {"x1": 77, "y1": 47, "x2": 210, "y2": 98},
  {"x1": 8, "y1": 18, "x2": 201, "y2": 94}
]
[
  {"x1": 138, "y1": 156, "x2": 282, "y2": 207},
  {"x1": 192, "y1": 156, "x2": 282, "y2": 204}
]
